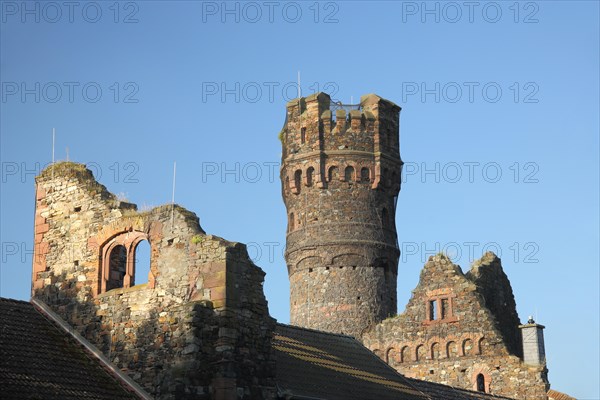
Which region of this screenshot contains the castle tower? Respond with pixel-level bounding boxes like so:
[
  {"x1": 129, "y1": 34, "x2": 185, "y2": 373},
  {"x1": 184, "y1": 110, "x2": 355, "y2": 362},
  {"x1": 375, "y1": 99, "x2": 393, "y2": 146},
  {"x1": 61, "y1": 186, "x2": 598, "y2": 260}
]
[{"x1": 280, "y1": 92, "x2": 402, "y2": 337}]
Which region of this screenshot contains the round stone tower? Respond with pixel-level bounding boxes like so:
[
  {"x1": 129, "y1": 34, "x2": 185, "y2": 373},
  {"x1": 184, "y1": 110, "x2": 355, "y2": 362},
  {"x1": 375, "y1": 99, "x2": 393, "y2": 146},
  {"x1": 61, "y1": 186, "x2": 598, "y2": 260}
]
[{"x1": 280, "y1": 92, "x2": 402, "y2": 337}]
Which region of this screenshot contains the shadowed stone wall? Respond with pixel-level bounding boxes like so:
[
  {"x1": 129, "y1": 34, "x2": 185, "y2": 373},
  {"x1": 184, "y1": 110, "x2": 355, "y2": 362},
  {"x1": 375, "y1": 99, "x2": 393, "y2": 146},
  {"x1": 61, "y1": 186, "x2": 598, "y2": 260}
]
[{"x1": 32, "y1": 162, "x2": 276, "y2": 400}]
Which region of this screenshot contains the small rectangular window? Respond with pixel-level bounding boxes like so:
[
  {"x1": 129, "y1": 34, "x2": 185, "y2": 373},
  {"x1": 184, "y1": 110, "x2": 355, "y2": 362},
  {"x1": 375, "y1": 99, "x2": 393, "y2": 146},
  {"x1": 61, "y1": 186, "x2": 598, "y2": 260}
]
[
  {"x1": 301, "y1": 127, "x2": 306, "y2": 144},
  {"x1": 429, "y1": 300, "x2": 437, "y2": 320},
  {"x1": 441, "y1": 298, "x2": 449, "y2": 319}
]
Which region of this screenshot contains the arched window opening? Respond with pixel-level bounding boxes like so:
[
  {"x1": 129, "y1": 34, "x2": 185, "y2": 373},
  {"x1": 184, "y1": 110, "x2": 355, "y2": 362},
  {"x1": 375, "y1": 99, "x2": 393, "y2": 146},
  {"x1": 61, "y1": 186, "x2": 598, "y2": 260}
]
[
  {"x1": 306, "y1": 167, "x2": 314, "y2": 187},
  {"x1": 107, "y1": 245, "x2": 127, "y2": 291},
  {"x1": 344, "y1": 166, "x2": 355, "y2": 182},
  {"x1": 478, "y1": 337, "x2": 487, "y2": 355},
  {"x1": 328, "y1": 166, "x2": 339, "y2": 182},
  {"x1": 447, "y1": 341, "x2": 458, "y2": 358},
  {"x1": 133, "y1": 240, "x2": 150, "y2": 286},
  {"x1": 476, "y1": 374, "x2": 486, "y2": 392},
  {"x1": 360, "y1": 167, "x2": 370, "y2": 182},
  {"x1": 386, "y1": 348, "x2": 396, "y2": 365},
  {"x1": 400, "y1": 346, "x2": 410, "y2": 363},
  {"x1": 288, "y1": 212, "x2": 295, "y2": 232},
  {"x1": 463, "y1": 339, "x2": 473, "y2": 356},
  {"x1": 416, "y1": 344, "x2": 426, "y2": 361},
  {"x1": 300, "y1": 127, "x2": 306, "y2": 144},
  {"x1": 431, "y1": 342, "x2": 440, "y2": 359},
  {"x1": 294, "y1": 170, "x2": 302, "y2": 193}
]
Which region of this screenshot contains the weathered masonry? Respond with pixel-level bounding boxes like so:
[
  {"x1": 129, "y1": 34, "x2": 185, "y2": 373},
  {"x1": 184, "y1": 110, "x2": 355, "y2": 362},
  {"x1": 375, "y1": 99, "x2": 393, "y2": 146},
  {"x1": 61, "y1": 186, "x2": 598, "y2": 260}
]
[
  {"x1": 32, "y1": 162, "x2": 276, "y2": 399},
  {"x1": 363, "y1": 253, "x2": 551, "y2": 400},
  {"x1": 280, "y1": 92, "x2": 403, "y2": 338}
]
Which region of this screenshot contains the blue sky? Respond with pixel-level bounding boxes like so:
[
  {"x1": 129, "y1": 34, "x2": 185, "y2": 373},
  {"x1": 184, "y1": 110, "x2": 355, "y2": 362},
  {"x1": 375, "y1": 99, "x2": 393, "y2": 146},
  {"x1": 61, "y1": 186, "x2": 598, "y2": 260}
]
[{"x1": 1, "y1": 1, "x2": 598, "y2": 397}]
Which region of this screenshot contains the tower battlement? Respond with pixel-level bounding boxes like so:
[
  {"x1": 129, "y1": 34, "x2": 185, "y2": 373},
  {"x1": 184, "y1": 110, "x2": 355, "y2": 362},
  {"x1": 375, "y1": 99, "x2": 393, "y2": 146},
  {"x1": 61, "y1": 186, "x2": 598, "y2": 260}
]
[
  {"x1": 280, "y1": 92, "x2": 403, "y2": 337},
  {"x1": 282, "y1": 92, "x2": 401, "y2": 159},
  {"x1": 281, "y1": 92, "x2": 402, "y2": 195}
]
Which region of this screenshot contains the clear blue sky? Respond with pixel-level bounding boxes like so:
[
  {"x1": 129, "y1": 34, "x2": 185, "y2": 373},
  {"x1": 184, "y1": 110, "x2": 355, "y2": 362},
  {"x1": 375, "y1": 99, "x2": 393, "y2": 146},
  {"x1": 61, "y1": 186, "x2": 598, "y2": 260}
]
[{"x1": 1, "y1": 1, "x2": 598, "y2": 398}]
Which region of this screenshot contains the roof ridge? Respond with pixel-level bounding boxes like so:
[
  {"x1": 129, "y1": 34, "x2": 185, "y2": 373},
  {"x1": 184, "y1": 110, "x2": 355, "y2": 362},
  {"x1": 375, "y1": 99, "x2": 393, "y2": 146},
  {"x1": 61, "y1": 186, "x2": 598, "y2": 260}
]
[
  {"x1": 0, "y1": 296, "x2": 30, "y2": 304},
  {"x1": 275, "y1": 322, "x2": 357, "y2": 339}
]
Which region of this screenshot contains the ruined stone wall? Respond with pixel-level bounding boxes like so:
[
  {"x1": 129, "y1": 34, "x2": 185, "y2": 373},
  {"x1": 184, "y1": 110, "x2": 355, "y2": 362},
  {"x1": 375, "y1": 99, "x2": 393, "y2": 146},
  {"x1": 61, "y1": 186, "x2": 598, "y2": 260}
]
[
  {"x1": 466, "y1": 253, "x2": 523, "y2": 358},
  {"x1": 32, "y1": 162, "x2": 276, "y2": 400},
  {"x1": 280, "y1": 92, "x2": 403, "y2": 338},
  {"x1": 362, "y1": 253, "x2": 549, "y2": 400}
]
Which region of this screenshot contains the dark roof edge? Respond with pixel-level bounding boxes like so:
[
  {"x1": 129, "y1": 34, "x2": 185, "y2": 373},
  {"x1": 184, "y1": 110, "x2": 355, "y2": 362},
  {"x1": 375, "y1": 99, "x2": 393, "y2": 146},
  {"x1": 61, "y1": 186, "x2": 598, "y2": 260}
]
[{"x1": 31, "y1": 298, "x2": 153, "y2": 400}]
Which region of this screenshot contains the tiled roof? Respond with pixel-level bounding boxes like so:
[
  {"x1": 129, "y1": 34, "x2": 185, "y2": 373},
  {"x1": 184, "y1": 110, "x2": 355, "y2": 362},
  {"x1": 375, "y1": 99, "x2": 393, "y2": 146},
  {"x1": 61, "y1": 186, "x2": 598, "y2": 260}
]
[
  {"x1": 0, "y1": 297, "x2": 138, "y2": 400},
  {"x1": 273, "y1": 323, "x2": 514, "y2": 400},
  {"x1": 548, "y1": 389, "x2": 577, "y2": 400}
]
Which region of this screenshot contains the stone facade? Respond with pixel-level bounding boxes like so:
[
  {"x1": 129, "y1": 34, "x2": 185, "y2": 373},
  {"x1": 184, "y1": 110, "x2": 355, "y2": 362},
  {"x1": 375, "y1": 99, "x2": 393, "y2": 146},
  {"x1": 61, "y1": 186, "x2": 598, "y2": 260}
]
[
  {"x1": 32, "y1": 162, "x2": 276, "y2": 400},
  {"x1": 362, "y1": 253, "x2": 550, "y2": 400},
  {"x1": 24, "y1": 93, "x2": 567, "y2": 400},
  {"x1": 280, "y1": 92, "x2": 403, "y2": 337}
]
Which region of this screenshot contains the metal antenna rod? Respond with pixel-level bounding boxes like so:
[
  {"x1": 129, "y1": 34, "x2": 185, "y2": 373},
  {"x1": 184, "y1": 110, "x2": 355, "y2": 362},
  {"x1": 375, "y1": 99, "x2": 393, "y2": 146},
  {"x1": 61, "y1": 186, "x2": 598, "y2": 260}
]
[
  {"x1": 171, "y1": 161, "x2": 176, "y2": 230},
  {"x1": 297, "y1": 71, "x2": 301, "y2": 133},
  {"x1": 52, "y1": 128, "x2": 55, "y2": 180}
]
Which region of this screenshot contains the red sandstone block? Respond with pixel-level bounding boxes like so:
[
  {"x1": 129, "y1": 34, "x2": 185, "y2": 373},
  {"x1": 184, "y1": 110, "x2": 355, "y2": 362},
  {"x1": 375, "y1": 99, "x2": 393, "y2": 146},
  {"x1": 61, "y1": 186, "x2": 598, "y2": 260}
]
[
  {"x1": 36, "y1": 223, "x2": 50, "y2": 234},
  {"x1": 207, "y1": 261, "x2": 227, "y2": 273},
  {"x1": 210, "y1": 286, "x2": 226, "y2": 301},
  {"x1": 204, "y1": 271, "x2": 226, "y2": 288},
  {"x1": 36, "y1": 187, "x2": 46, "y2": 200}
]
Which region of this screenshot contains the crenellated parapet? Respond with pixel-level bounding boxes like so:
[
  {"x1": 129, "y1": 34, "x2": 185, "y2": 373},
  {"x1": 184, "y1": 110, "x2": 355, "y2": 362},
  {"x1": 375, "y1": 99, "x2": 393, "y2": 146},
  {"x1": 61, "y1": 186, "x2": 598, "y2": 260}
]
[{"x1": 280, "y1": 92, "x2": 402, "y2": 194}]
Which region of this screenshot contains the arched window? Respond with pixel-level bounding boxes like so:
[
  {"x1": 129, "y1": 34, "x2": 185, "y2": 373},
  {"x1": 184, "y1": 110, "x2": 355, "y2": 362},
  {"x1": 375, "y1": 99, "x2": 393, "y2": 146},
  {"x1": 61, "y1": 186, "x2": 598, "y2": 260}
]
[
  {"x1": 478, "y1": 337, "x2": 487, "y2": 355},
  {"x1": 416, "y1": 344, "x2": 426, "y2": 361},
  {"x1": 328, "y1": 166, "x2": 339, "y2": 182},
  {"x1": 344, "y1": 166, "x2": 355, "y2": 182},
  {"x1": 360, "y1": 167, "x2": 370, "y2": 182},
  {"x1": 306, "y1": 167, "x2": 314, "y2": 187},
  {"x1": 431, "y1": 342, "x2": 440, "y2": 359},
  {"x1": 476, "y1": 374, "x2": 486, "y2": 392},
  {"x1": 447, "y1": 341, "x2": 458, "y2": 358},
  {"x1": 400, "y1": 346, "x2": 410, "y2": 363},
  {"x1": 133, "y1": 240, "x2": 150, "y2": 286},
  {"x1": 100, "y1": 231, "x2": 151, "y2": 294},
  {"x1": 463, "y1": 338, "x2": 473, "y2": 356},
  {"x1": 385, "y1": 348, "x2": 397, "y2": 365},
  {"x1": 294, "y1": 170, "x2": 302, "y2": 192},
  {"x1": 107, "y1": 245, "x2": 126, "y2": 290}
]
